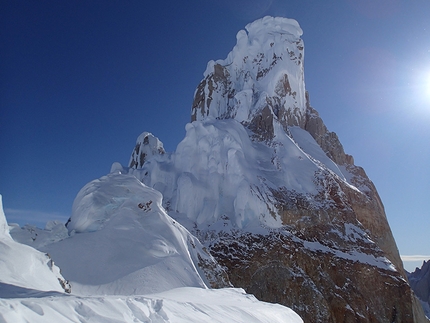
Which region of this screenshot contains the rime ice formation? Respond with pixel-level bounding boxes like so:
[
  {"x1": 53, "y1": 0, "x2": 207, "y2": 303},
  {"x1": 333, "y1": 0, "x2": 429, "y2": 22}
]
[
  {"x1": 3, "y1": 182, "x2": 303, "y2": 323},
  {"x1": 126, "y1": 16, "x2": 426, "y2": 322},
  {"x1": 192, "y1": 16, "x2": 306, "y2": 132}
]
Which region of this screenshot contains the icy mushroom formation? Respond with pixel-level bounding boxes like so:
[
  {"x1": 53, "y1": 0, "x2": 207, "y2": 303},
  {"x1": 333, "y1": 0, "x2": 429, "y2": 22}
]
[{"x1": 45, "y1": 173, "x2": 230, "y2": 295}]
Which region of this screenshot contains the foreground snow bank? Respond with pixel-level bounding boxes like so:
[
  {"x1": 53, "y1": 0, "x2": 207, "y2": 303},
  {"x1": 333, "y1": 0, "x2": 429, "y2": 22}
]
[{"x1": 0, "y1": 287, "x2": 303, "y2": 323}]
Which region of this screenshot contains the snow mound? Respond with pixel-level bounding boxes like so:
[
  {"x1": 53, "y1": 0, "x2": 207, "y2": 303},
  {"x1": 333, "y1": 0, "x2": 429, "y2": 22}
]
[
  {"x1": 67, "y1": 172, "x2": 165, "y2": 233},
  {"x1": 42, "y1": 173, "x2": 228, "y2": 295},
  {"x1": 0, "y1": 195, "x2": 69, "y2": 295}
]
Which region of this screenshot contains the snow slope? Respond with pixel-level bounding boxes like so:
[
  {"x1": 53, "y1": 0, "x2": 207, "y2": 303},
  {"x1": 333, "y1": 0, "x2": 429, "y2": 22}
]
[{"x1": 0, "y1": 287, "x2": 303, "y2": 323}]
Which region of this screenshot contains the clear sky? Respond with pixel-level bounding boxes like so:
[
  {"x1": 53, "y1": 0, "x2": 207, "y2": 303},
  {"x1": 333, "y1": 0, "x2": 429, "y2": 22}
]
[{"x1": 1, "y1": 0, "x2": 429, "y2": 272}]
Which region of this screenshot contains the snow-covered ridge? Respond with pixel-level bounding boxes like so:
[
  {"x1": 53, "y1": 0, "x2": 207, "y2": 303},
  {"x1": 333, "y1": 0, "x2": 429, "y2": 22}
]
[{"x1": 128, "y1": 117, "x2": 364, "y2": 233}]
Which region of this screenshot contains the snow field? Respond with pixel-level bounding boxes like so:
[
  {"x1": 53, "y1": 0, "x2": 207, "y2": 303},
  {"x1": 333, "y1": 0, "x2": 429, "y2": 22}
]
[{"x1": 0, "y1": 288, "x2": 303, "y2": 323}]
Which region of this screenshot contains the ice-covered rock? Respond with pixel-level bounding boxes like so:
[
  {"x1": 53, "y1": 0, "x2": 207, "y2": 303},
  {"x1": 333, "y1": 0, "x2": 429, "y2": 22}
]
[
  {"x1": 191, "y1": 16, "x2": 306, "y2": 139},
  {"x1": 129, "y1": 131, "x2": 165, "y2": 169}
]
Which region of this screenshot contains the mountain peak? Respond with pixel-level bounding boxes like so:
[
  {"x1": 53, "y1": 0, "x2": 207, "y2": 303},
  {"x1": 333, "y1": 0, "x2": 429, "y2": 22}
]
[
  {"x1": 130, "y1": 16, "x2": 426, "y2": 322},
  {"x1": 191, "y1": 16, "x2": 306, "y2": 137},
  {"x1": 244, "y1": 16, "x2": 302, "y2": 39},
  {"x1": 129, "y1": 132, "x2": 165, "y2": 169}
]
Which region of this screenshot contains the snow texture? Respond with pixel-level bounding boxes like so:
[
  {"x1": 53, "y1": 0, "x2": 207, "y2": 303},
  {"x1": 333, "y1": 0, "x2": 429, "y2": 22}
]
[
  {"x1": 0, "y1": 287, "x2": 303, "y2": 323},
  {"x1": 0, "y1": 15, "x2": 398, "y2": 323}
]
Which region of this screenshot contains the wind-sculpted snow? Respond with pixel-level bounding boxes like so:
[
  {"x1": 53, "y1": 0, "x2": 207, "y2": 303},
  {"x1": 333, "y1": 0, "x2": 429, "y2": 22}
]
[
  {"x1": 3, "y1": 182, "x2": 301, "y2": 323},
  {"x1": 0, "y1": 287, "x2": 303, "y2": 323},
  {"x1": 38, "y1": 173, "x2": 229, "y2": 295},
  {"x1": 129, "y1": 132, "x2": 166, "y2": 169},
  {"x1": 128, "y1": 118, "x2": 361, "y2": 232},
  {"x1": 67, "y1": 172, "x2": 164, "y2": 233}
]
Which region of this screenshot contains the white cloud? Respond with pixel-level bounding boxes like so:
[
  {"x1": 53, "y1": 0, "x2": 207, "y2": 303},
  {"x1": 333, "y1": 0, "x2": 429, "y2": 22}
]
[
  {"x1": 4, "y1": 208, "x2": 69, "y2": 228},
  {"x1": 401, "y1": 255, "x2": 430, "y2": 262},
  {"x1": 401, "y1": 255, "x2": 430, "y2": 272}
]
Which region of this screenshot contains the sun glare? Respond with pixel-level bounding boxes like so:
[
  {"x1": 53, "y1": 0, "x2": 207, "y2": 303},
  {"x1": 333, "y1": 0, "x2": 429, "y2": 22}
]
[
  {"x1": 413, "y1": 68, "x2": 430, "y2": 108},
  {"x1": 426, "y1": 73, "x2": 430, "y2": 97}
]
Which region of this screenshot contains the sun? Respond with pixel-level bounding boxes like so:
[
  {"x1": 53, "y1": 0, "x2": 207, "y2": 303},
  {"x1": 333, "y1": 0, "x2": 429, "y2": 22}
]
[
  {"x1": 425, "y1": 73, "x2": 430, "y2": 97},
  {"x1": 413, "y1": 68, "x2": 430, "y2": 105}
]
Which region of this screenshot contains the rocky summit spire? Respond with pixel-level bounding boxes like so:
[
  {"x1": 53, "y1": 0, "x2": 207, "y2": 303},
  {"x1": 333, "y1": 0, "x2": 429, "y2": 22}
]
[
  {"x1": 130, "y1": 16, "x2": 427, "y2": 323},
  {"x1": 191, "y1": 16, "x2": 306, "y2": 141},
  {"x1": 129, "y1": 132, "x2": 165, "y2": 169}
]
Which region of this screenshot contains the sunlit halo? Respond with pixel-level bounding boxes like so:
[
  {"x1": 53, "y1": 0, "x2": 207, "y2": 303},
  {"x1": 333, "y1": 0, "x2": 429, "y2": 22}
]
[
  {"x1": 412, "y1": 68, "x2": 430, "y2": 106},
  {"x1": 426, "y1": 73, "x2": 430, "y2": 97}
]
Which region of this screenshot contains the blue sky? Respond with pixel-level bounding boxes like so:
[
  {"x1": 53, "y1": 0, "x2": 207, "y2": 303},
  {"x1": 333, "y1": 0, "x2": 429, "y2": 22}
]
[{"x1": 1, "y1": 0, "x2": 429, "y2": 271}]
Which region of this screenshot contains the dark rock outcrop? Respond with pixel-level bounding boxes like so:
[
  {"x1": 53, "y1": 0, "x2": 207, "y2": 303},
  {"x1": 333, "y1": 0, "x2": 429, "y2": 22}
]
[{"x1": 408, "y1": 260, "x2": 430, "y2": 319}]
